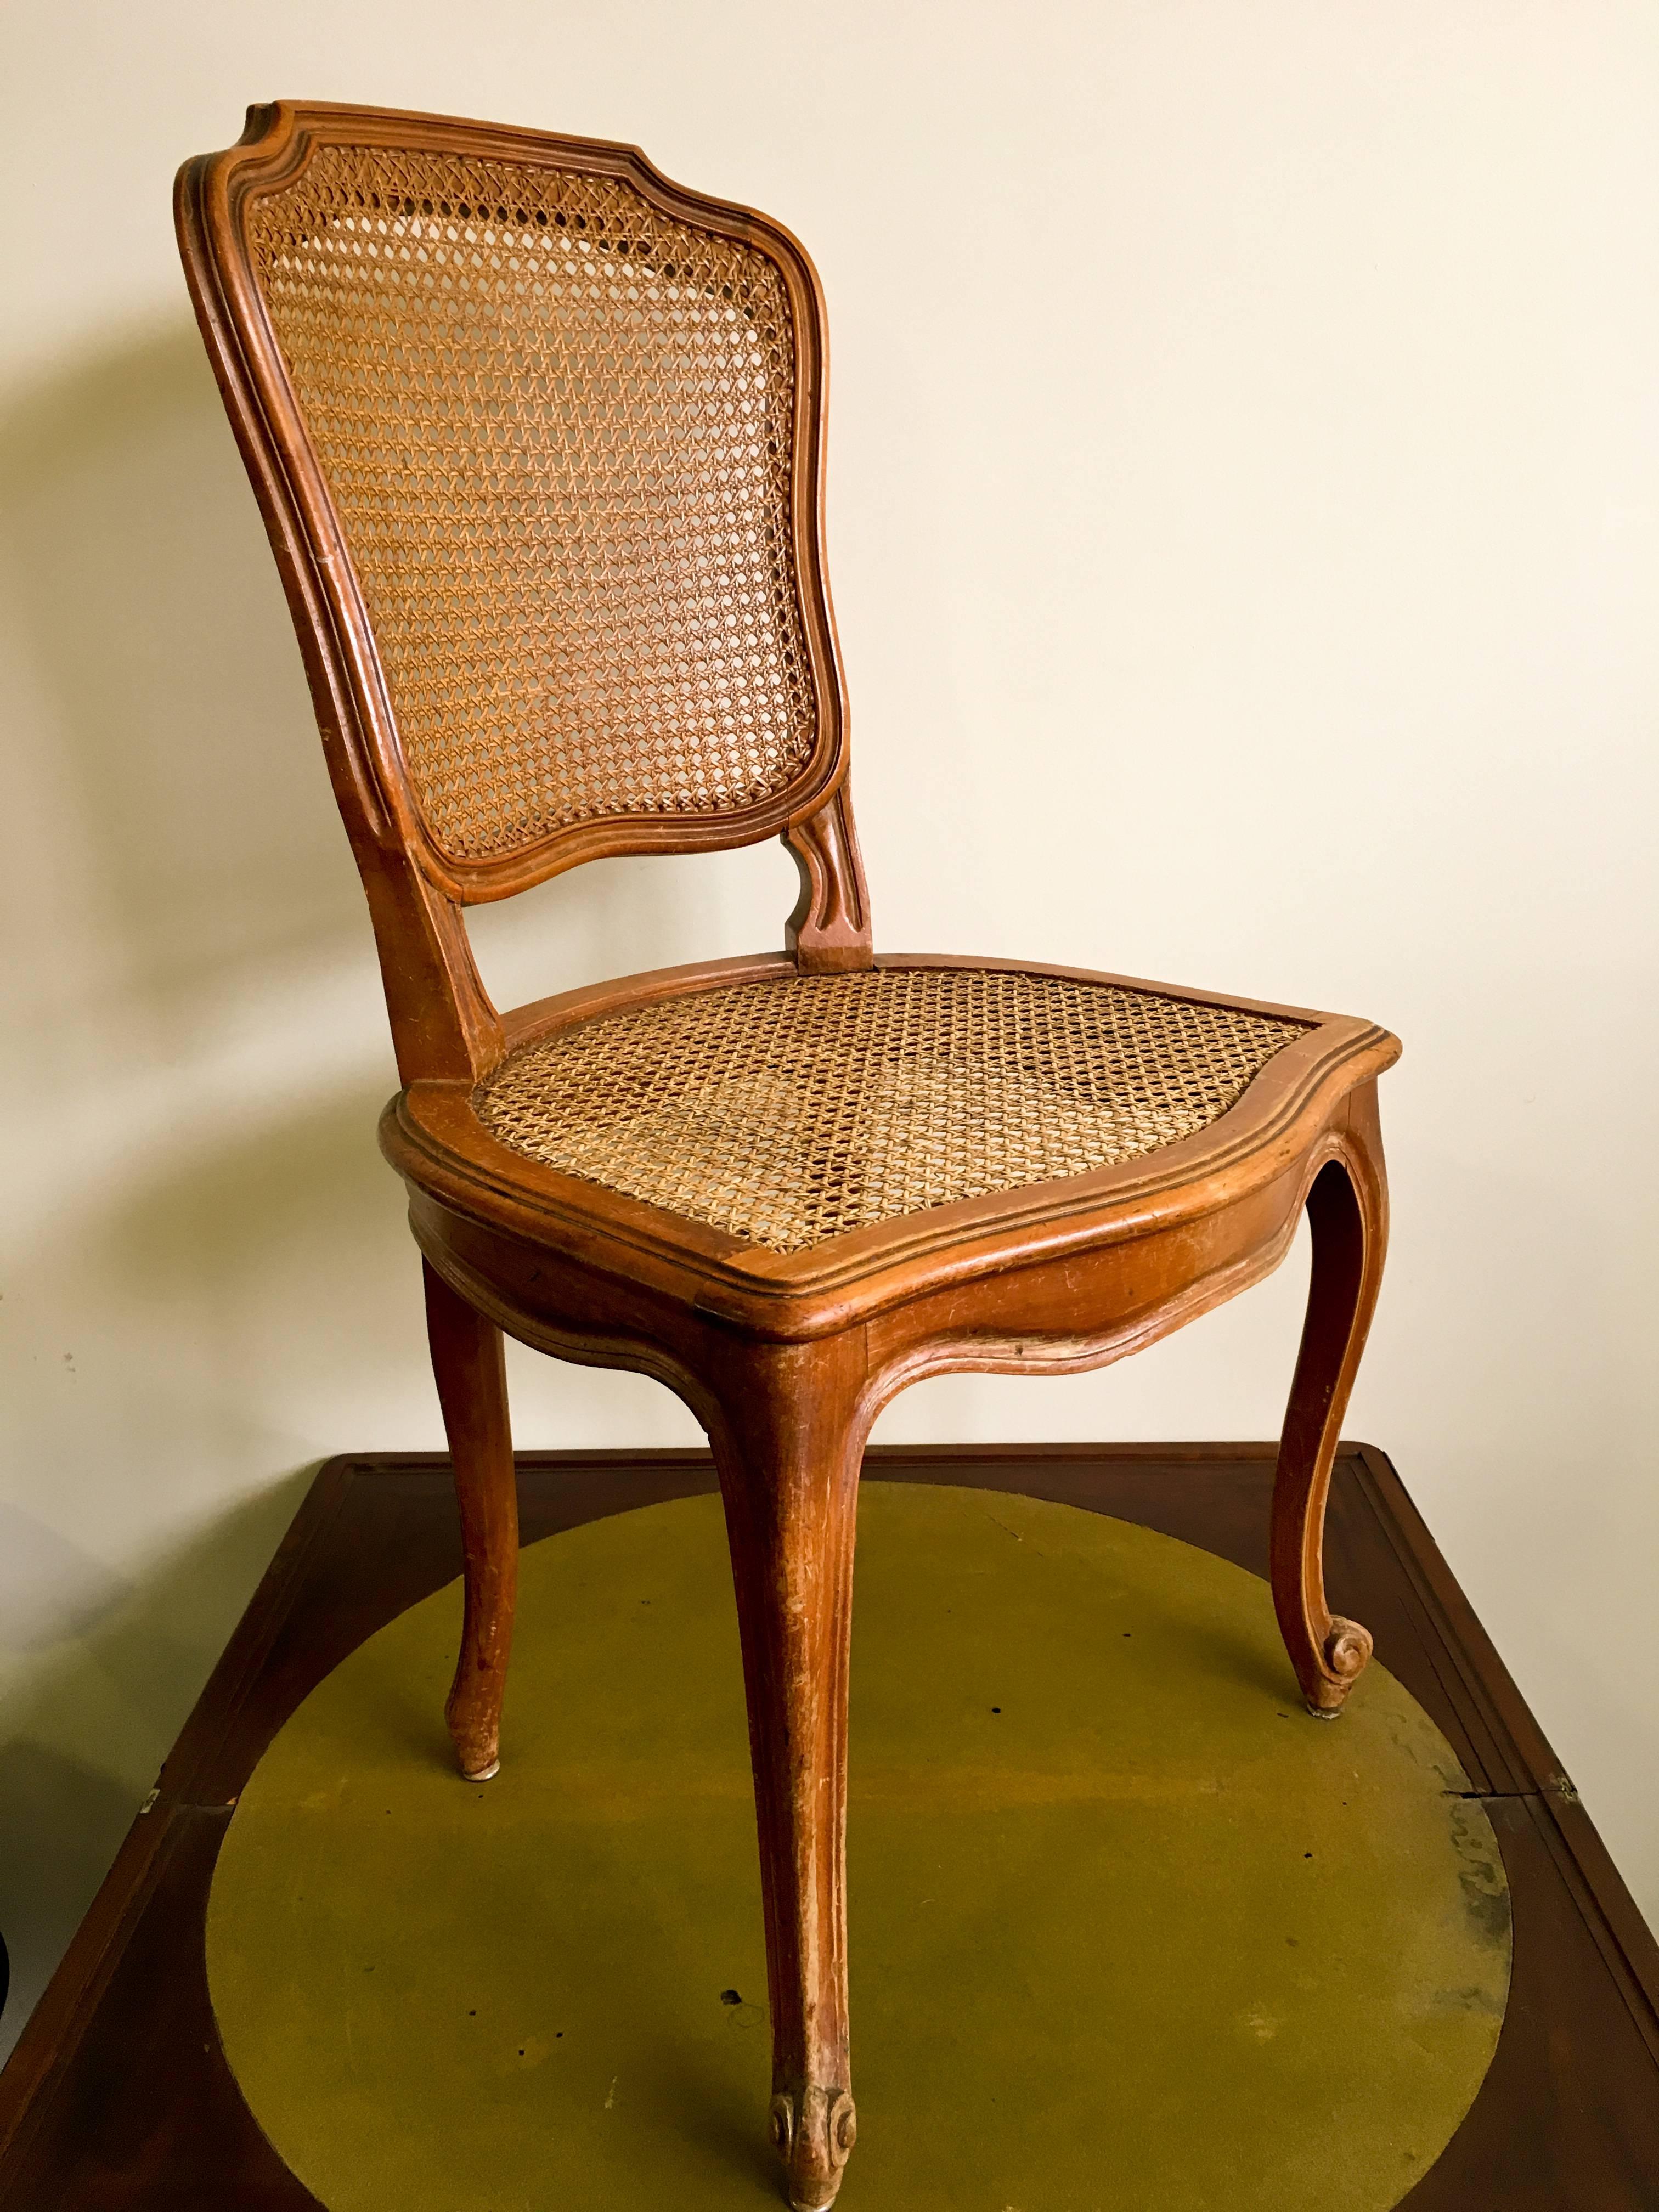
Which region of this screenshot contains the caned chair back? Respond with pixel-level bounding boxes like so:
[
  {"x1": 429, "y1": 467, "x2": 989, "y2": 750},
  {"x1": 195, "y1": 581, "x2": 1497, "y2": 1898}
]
[{"x1": 177, "y1": 103, "x2": 847, "y2": 906}]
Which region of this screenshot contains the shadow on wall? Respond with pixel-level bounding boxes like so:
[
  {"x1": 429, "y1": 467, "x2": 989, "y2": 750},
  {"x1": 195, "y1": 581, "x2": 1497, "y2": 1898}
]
[
  {"x1": 0, "y1": 1068, "x2": 436, "y2": 2064},
  {"x1": 0, "y1": 312, "x2": 777, "y2": 1040},
  {"x1": 0, "y1": 319, "x2": 363, "y2": 1019},
  {"x1": 0, "y1": 316, "x2": 393, "y2": 2062},
  {"x1": 94, "y1": 1075, "x2": 436, "y2": 1435},
  {"x1": 0, "y1": 1474, "x2": 315, "y2": 2063},
  {"x1": 0, "y1": 315, "x2": 736, "y2": 2060},
  {"x1": 0, "y1": 302, "x2": 779, "y2": 1320}
]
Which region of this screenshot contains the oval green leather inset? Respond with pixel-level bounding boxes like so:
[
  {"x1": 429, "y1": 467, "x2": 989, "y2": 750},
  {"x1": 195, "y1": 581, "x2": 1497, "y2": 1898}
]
[{"x1": 207, "y1": 1483, "x2": 1509, "y2": 2211}]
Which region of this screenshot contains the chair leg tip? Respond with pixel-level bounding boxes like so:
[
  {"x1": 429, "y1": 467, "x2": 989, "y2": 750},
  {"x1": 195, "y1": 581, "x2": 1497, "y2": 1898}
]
[
  {"x1": 1299, "y1": 1615, "x2": 1373, "y2": 1718},
  {"x1": 770, "y1": 2086, "x2": 854, "y2": 2210},
  {"x1": 446, "y1": 1689, "x2": 502, "y2": 1781}
]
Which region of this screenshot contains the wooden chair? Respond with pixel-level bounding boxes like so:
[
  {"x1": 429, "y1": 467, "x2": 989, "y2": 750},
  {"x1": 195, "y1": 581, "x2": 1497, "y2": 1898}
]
[{"x1": 177, "y1": 101, "x2": 1399, "y2": 2211}]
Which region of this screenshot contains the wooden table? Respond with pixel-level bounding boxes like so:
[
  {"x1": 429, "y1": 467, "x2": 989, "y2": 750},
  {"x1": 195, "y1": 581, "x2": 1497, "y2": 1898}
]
[{"x1": 0, "y1": 1442, "x2": 1654, "y2": 2208}]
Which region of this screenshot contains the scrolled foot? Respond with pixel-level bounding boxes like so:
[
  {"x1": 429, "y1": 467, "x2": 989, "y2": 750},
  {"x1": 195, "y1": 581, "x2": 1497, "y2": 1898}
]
[
  {"x1": 1305, "y1": 1615, "x2": 1374, "y2": 1718},
  {"x1": 770, "y1": 2084, "x2": 856, "y2": 2210}
]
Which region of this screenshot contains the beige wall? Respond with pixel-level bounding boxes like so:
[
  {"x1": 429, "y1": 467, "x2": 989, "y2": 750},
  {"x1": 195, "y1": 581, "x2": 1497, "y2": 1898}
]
[{"x1": 2, "y1": 0, "x2": 1655, "y2": 2052}]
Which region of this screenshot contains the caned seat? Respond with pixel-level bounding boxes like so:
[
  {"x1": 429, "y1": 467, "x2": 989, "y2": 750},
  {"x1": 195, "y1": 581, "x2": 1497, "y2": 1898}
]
[
  {"x1": 178, "y1": 101, "x2": 1399, "y2": 2212},
  {"x1": 473, "y1": 966, "x2": 1310, "y2": 1252}
]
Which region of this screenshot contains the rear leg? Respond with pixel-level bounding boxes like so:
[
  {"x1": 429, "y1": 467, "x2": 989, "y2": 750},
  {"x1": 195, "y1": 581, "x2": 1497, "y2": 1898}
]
[{"x1": 423, "y1": 1258, "x2": 519, "y2": 1778}]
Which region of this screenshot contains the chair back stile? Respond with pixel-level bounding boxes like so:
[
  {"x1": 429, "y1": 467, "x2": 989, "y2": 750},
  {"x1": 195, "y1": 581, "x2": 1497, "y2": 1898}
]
[{"x1": 175, "y1": 100, "x2": 869, "y2": 1087}]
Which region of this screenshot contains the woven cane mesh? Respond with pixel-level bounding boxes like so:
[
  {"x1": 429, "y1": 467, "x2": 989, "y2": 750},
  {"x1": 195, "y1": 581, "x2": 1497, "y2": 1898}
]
[
  {"x1": 245, "y1": 140, "x2": 816, "y2": 860},
  {"x1": 475, "y1": 970, "x2": 1310, "y2": 1252}
]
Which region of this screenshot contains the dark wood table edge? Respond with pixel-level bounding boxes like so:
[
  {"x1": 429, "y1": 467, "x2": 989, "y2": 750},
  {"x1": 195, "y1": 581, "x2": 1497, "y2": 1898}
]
[
  {"x1": 2, "y1": 1440, "x2": 1655, "y2": 2191},
  {"x1": 0, "y1": 1459, "x2": 357, "y2": 2180},
  {"x1": 1349, "y1": 1443, "x2": 1659, "y2": 2048}
]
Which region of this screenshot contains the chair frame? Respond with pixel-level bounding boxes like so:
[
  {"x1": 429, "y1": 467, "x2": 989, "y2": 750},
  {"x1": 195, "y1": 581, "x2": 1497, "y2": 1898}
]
[{"x1": 178, "y1": 101, "x2": 1398, "y2": 2212}]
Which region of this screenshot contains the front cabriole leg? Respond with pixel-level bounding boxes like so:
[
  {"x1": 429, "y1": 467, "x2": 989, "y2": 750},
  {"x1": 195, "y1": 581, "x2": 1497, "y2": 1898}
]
[
  {"x1": 707, "y1": 1333, "x2": 870, "y2": 2210},
  {"x1": 1269, "y1": 1088, "x2": 1389, "y2": 1716}
]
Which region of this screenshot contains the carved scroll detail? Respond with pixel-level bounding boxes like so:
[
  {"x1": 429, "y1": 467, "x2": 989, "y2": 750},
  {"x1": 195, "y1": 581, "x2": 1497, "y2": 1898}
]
[
  {"x1": 1305, "y1": 1616, "x2": 1375, "y2": 1718},
  {"x1": 783, "y1": 785, "x2": 873, "y2": 973},
  {"x1": 769, "y1": 2084, "x2": 857, "y2": 2210},
  {"x1": 1324, "y1": 1616, "x2": 1374, "y2": 1680}
]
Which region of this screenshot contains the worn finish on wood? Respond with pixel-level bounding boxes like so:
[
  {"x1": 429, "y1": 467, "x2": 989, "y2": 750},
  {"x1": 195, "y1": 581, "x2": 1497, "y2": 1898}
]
[
  {"x1": 174, "y1": 101, "x2": 1404, "y2": 2202},
  {"x1": 708, "y1": 1339, "x2": 871, "y2": 2211},
  {"x1": 0, "y1": 1449, "x2": 1656, "y2": 2212}
]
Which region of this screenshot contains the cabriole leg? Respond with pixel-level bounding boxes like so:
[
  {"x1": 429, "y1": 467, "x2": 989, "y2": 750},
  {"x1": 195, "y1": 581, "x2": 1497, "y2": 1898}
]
[
  {"x1": 709, "y1": 1338, "x2": 868, "y2": 2212},
  {"x1": 1269, "y1": 1092, "x2": 1389, "y2": 1717},
  {"x1": 423, "y1": 1257, "x2": 519, "y2": 1780}
]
